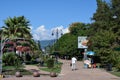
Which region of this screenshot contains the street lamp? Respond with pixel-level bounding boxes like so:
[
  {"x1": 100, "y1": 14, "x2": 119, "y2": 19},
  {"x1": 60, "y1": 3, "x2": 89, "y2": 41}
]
[
  {"x1": 52, "y1": 29, "x2": 63, "y2": 42},
  {"x1": 52, "y1": 28, "x2": 63, "y2": 63},
  {"x1": 52, "y1": 28, "x2": 63, "y2": 50}
]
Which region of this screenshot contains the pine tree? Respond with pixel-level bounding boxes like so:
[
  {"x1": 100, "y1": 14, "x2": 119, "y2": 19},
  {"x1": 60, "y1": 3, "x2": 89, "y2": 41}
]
[
  {"x1": 90, "y1": 0, "x2": 118, "y2": 65},
  {"x1": 91, "y1": 0, "x2": 111, "y2": 31}
]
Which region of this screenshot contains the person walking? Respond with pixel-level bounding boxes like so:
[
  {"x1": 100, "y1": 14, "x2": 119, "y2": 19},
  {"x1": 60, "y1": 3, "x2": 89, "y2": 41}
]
[{"x1": 71, "y1": 57, "x2": 77, "y2": 71}]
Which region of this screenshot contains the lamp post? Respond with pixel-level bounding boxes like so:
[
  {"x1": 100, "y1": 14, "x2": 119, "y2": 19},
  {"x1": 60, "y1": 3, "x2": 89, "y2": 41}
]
[
  {"x1": 52, "y1": 28, "x2": 63, "y2": 63},
  {"x1": 52, "y1": 29, "x2": 63, "y2": 43}
]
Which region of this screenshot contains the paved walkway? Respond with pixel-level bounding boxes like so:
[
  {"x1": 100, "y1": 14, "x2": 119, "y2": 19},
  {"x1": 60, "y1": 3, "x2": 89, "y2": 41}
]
[{"x1": 2, "y1": 59, "x2": 120, "y2": 80}]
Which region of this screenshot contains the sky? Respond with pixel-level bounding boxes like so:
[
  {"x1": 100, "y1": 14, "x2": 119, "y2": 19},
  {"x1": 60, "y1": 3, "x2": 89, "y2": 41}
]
[{"x1": 0, "y1": 0, "x2": 97, "y2": 41}]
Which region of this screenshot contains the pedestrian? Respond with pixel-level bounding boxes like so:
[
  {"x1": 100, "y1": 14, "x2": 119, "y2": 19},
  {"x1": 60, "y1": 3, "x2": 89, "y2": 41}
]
[{"x1": 71, "y1": 57, "x2": 77, "y2": 71}]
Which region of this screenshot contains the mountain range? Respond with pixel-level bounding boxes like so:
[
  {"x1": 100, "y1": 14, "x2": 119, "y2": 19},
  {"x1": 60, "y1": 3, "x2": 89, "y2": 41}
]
[{"x1": 40, "y1": 39, "x2": 55, "y2": 49}]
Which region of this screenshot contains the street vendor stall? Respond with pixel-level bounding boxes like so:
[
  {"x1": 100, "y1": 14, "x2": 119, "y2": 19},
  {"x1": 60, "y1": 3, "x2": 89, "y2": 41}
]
[{"x1": 86, "y1": 51, "x2": 96, "y2": 68}]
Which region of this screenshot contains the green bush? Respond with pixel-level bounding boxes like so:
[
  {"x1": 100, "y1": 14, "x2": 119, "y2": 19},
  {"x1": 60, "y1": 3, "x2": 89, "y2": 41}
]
[
  {"x1": 3, "y1": 52, "x2": 22, "y2": 68},
  {"x1": 115, "y1": 58, "x2": 120, "y2": 71},
  {"x1": 46, "y1": 58, "x2": 54, "y2": 68}
]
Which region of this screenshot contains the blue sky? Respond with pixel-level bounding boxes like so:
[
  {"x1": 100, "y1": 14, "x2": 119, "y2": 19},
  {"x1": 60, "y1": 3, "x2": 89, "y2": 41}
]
[{"x1": 0, "y1": 0, "x2": 97, "y2": 40}]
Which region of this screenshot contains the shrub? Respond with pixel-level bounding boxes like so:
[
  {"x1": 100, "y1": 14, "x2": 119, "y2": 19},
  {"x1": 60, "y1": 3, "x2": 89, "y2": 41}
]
[
  {"x1": 3, "y1": 52, "x2": 22, "y2": 68},
  {"x1": 46, "y1": 58, "x2": 54, "y2": 68}
]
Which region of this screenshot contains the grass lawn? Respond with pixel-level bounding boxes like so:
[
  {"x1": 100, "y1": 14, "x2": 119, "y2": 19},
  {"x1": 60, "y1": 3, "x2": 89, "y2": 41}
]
[
  {"x1": 107, "y1": 67, "x2": 120, "y2": 77},
  {"x1": 3, "y1": 66, "x2": 32, "y2": 75},
  {"x1": 110, "y1": 71, "x2": 120, "y2": 77}
]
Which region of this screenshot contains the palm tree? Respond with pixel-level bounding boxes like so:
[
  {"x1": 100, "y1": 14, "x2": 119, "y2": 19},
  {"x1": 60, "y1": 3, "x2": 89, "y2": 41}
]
[
  {"x1": 2, "y1": 16, "x2": 32, "y2": 39},
  {"x1": 2, "y1": 16, "x2": 32, "y2": 53}
]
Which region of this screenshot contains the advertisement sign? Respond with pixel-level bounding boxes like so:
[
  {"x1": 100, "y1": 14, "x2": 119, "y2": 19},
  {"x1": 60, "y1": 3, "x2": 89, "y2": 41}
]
[{"x1": 78, "y1": 36, "x2": 88, "y2": 48}]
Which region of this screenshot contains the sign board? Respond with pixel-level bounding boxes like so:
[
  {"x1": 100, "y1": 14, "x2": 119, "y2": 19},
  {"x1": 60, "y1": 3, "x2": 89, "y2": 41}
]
[{"x1": 78, "y1": 36, "x2": 88, "y2": 49}]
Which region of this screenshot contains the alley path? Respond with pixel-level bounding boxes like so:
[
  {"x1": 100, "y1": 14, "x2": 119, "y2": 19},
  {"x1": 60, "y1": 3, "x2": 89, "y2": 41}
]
[{"x1": 2, "y1": 59, "x2": 120, "y2": 80}]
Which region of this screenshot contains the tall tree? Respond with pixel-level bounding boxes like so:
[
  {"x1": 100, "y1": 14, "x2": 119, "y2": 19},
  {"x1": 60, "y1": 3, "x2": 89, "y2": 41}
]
[
  {"x1": 90, "y1": 0, "x2": 120, "y2": 66},
  {"x1": 91, "y1": 0, "x2": 111, "y2": 32},
  {"x1": 110, "y1": 0, "x2": 120, "y2": 70},
  {"x1": 1, "y1": 16, "x2": 32, "y2": 53},
  {"x1": 56, "y1": 22, "x2": 89, "y2": 59},
  {"x1": 58, "y1": 33, "x2": 78, "y2": 57},
  {"x1": 2, "y1": 16, "x2": 32, "y2": 39},
  {"x1": 69, "y1": 22, "x2": 89, "y2": 36},
  {"x1": 111, "y1": 0, "x2": 120, "y2": 44}
]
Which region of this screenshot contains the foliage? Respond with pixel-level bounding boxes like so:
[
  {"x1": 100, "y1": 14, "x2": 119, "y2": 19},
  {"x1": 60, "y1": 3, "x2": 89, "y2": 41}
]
[
  {"x1": 89, "y1": 0, "x2": 120, "y2": 70},
  {"x1": 1, "y1": 15, "x2": 42, "y2": 55},
  {"x1": 46, "y1": 58, "x2": 54, "y2": 68},
  {"x1": 0, "y1": 16, "x2": 43, "y2": 74},
  {"x1": 2, "y1": 16, "x2": 32, "y2": 39},
  {"x1": 110, "y1": 71, "x2": 120, "y2": 77},
  {"x1": 37, "y1": 40, "x2": 42, "y2": 51},
  {"x1": 40, "y1": 61, "x2": 62, "y2": 73},
  {"x1": 1, "y1": 16, "x2": 33, "y2": 54},
  {"x1": 114, "y1": 52, "x2": 120, "y2": 70},
  {"x1": 29, "y1": 39, "x2": 42, "y2": 55},
  {"x1": 25, "y1": 53, "x2": 32, "y2": 61},
  {"x1": 3, "y1": 52, "x2": 22, "y2": 69},
  {"x1": 69, "y1": 22, "x2": 88, "y2": 36},
  {"x1": 58, "y1": 33, "x2": 77, "y2": 56},
  {"x1": 54, "y1": 22, "x2": 89, "y2": 59},
  {"x1": 3, "y1": 66, "x2": 32, "y2": 75}
]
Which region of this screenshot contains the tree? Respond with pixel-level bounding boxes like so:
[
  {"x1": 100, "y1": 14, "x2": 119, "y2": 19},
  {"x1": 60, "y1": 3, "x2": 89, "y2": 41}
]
[
  {"x1": 90, "y1": 0, "x2": 120, "y2": 67},
  {"x1": 58, "y1": 33, "x2": 78, "y2": 57},
  {"x1": 2, "y1": 16, "x2": 32, "y2": 39},
  {"x1": 69, "y1": 22, "x2": 89, "y2": 36},
  {"x1": 55, "y1": 22, "x2": 89, "y2": 59},
  {"x1": 111, "y1": 0, "x2": 120, "y2": 45},
  {"x1": 91, "y1": 0, "x2": 111, "y2": 32},
  {"x1": 90, "y1": 30, "x2": 117, "y2": 64},
  {"x1": 28, "y1": 39, "x2": 42, "y2": 59},
  {"x1": 110, "y1": 0, "x2": 120, "y2": 70},
  {"x1": 37, "y1": 40, "x2": 42, "y2": 51},
  {"x1": 1, "y1": 16, "x2": 32, "y2": 53}
]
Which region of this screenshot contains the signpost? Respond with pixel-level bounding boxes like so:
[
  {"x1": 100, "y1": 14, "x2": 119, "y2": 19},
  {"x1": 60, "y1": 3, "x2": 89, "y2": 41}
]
[{"x1": 78, "y1": 36, "x2": 88, "y2": 68}]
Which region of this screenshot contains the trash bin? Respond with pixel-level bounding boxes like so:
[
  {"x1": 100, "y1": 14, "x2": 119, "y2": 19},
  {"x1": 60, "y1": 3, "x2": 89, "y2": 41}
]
[{"x1": 106, "y1": 63, "x2": 112, "y2": 71}]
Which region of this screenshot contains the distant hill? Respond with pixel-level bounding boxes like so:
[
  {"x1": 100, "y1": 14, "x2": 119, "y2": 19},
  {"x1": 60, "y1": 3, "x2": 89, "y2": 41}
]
[{"x1": 40, "y1": 39, "x2": 55, "y2": 49}]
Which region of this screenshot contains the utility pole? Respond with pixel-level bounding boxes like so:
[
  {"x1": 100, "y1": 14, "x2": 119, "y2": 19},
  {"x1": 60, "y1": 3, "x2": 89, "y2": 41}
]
[{"x1": 52, "y1": 28, "x2": 63, "y2": 63}]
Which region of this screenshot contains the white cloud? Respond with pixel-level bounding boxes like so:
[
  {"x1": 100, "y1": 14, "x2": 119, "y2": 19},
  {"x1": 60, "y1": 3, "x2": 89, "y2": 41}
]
[
  {"x1": 32, "y1": 25, "x2": 69, "y2": 41},
  {"x1": 33, "y1": 33, "x2": 39, "y2": 40},
  {"x1": 62, "y1": 27, "x2": 70, "y2": 34},
  {"x1": 28, "y1": 26, "x2": 33, "y2": 30},
  {"x1": 36, "y1": 25, "x2": 45, "y2": 32}
]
